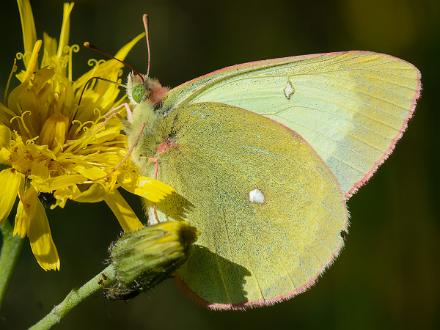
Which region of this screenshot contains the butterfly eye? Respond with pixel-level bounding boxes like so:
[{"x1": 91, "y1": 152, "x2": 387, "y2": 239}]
[{"x1": 131, "y1": 84, "x2": 147, "y2": 104}]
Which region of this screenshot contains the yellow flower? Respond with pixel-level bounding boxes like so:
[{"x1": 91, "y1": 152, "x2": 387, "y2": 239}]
[{"x1": 0, "y1": 1, "x2": 173, "y2": 271}]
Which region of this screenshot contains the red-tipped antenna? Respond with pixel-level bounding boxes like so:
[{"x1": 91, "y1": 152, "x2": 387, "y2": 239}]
[{"x1": 143, "y1": 14, "x2": 151, "y2": 77}]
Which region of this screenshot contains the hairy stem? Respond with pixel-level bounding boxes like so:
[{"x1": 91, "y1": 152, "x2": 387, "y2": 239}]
[
  {"x1": 0, "y1": 220, "x2": 24, "y2": 309},
  {"x1": 29, "y1": 265, "x2": 116, "y2": 330}
]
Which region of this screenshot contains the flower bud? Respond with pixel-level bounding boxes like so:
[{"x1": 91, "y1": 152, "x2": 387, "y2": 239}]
[{"x1": 105, "y1": 221, "x2": 198, "y2": 300}]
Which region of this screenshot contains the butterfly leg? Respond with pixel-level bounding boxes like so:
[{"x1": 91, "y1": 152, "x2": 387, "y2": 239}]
[
  {"x1": 102, "y1": 102, "x2": 133, "y2": 127},
  {"x1": 147, "y1": 157, "x2": 159, "y2": 179},
  {"x1": 146, "y1": 156, "x2": 161, "y2": 225},
  {"x1": 147, "y1": 139, "x2": 177, "y2": 179},
  {"x1": 145, "y1": 140, "x2": 178, "y2": 225}
]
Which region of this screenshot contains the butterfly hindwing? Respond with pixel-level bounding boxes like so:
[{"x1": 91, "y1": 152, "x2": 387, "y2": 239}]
[{"x1": 150, "y1": 102, "x2": 348, "y2": 308}]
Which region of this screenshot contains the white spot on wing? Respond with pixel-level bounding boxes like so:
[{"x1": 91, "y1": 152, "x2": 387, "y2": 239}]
[
  {"x1": 284, "y1": 80, "x2": 295, "y2": 100},
  {"x1": 249, "y1": 189, "x2": 265, "y2": 204}
]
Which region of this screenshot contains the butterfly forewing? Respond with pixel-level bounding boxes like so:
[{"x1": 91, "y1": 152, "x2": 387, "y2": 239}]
[{"x1": 164, "y1": 52, "x2": 421, "y2": 197}]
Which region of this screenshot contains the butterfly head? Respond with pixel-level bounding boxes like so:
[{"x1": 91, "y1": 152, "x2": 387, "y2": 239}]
[{"x1": 127, "y1": 72, "x2": 169, "y2": 106}]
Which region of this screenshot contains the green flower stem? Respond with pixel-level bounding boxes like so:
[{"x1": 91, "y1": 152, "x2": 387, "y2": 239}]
[
  {"x1": 29, "y1": 265, "x2": 116, "y2": 330},
  {"x1": 0, "y1": 220, "x2": 24, "y2": 309}
]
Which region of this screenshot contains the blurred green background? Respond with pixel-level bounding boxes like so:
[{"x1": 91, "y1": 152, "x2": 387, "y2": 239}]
[{"x1": 0, "y1": 0, "x2": 439, "y2": 329}]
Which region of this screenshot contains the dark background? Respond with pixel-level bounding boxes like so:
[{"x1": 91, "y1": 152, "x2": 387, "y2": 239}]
[{"x1": 0, "y1": 0, "x2": 439, "y2": 329}]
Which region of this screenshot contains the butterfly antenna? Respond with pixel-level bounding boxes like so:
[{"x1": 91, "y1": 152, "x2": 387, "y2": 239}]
[
  {"x1": 83, "y1": 41, "x2": 143, "y2": 80},
  {"x1": 143, "y1": 14, "x2": 151, "y2": 77},
  {"x1": 78, "y1": 76, "x2": 125, "y2": 106}
]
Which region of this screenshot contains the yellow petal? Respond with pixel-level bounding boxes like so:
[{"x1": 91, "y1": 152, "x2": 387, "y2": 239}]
[
  {"x1": 114, "y1": 32, "x2": 145, "y2": 60},
  {"x1": 37, "y1": 174, "x2": 85, "y2": 191},
  {"x1": 14, "y1": 186, "x2": 37, "y2": 237},
  {"x1": 52, "y1": 185, "x2": 78, "y2": 209},
  {"x1": 71, "y1": 183, "x2": 107, "y2": 203},
  {"x1": 17, "y1": 0, "x2": 37, "y2": 67},
  {"x1": 28, "y1": 199, "x2": 60, "y2": 271},
  {"x1": 14, "y1": 200, "x2": 31, "y2": 238},
  {"x1": 39, "y1": 114, "x2": 69, "y2": 149},
  {"x1": 121, "y1": 175, "x2": 174, "y2": 203},
  {"x1": 14, "y1": 186, "x2": 60, "y2": 270},
  {"x1": 21, "y1": 39, "x2": 42, "y2": 82},
  {"x1": 73, "y1": 165, "x2": 107, "y2": 181},
  {"x1": 56, "y1": 2, "x2": 75, "y2": 58},
  {"x1": 41, "y1": 32, "x2": 58, "y2": 67},
  {"x1": 0, "y1": 125, "x2": 11, "y2": 148},
  {"x1": 0, "y1": 169, "x2": 23, "y2": 222},
  {"x1": 30, "y1": 161, "x2": 50, "y2": 179},
  {"x1": 0, "y1": 102, "x2": 17, "y2": 125},
  {"x1": 104, "y1": 190, "x2": 143, "y2": 232},
  {"x1": 0, "y1": 148, "x2": 11, "y2": 164}
]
